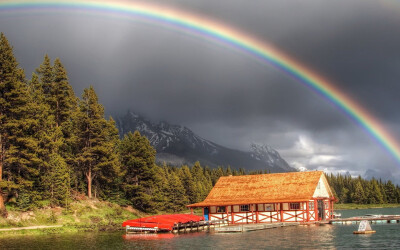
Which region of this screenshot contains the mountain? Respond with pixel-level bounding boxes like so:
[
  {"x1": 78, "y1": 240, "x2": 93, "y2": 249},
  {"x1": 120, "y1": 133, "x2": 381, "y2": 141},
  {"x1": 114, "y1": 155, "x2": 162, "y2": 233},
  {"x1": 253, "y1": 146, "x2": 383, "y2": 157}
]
[{"x1": 116, "y1": 111, "x2": 295, "y2": 173}]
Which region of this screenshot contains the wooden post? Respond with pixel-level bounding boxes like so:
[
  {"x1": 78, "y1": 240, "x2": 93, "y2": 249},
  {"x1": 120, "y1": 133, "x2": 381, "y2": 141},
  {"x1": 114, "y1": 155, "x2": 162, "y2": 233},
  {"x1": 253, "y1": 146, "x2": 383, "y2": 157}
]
[
  {"x1": 314, "y1": 200, "x2": 318, "y2": 221},
  {"x1": 280, "y1": 203, "x2": 283, "y2": 222},
  {"x1": 225, "y1": 206, "x2": 229, "y2": 225},
  {"x1": 251, "y1": 204, "x2": 254, "y2": 224},
  {"x1": 256, "y1": 204, "x2": 259, "y2": 224},
  {"x1": 306, "y1": 201, "x2": 310, "y2": 222},
  {"x1": 231, "y1": 205, "x2": 234, "y2": 225}
]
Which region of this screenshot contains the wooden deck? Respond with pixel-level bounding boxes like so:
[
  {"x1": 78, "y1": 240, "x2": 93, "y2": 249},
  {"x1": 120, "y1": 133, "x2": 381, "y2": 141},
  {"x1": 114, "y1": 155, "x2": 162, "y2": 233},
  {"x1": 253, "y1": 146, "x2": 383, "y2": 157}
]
[
  {"x1": 330, "y1": 215, "x2": 400, "y2": 224},
  {"x1": 214, "y1": 222, "x2": 300, "y2": 233}
]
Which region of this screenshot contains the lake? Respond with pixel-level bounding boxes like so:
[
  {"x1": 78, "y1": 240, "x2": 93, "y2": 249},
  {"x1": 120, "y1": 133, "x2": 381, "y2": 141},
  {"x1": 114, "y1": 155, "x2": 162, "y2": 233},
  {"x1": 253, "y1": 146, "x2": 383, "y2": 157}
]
[{"x1": 1, "y1": 207, "x2": 399, "y2": 249}]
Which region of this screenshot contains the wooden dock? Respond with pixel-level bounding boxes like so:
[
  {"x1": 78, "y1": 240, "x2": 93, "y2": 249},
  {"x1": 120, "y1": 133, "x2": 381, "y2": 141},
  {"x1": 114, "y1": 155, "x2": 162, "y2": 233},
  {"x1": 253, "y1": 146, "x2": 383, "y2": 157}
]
[
  {"x1": 214, "y1": 222, "x2": 300, "y2": 233},
  {"x1": 171, "y1": 219, "x2": 228, "y2": 233},
  {"x1": 330, "y1": 215, "x2": 400, "y2": 225}
]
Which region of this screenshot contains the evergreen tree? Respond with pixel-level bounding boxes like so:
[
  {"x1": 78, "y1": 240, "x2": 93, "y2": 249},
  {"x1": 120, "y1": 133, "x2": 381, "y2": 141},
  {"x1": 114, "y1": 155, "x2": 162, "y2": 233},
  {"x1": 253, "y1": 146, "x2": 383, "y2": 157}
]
[
  {"x1": 36, "y1": 56, "x2": 77, "y2": 151},
  {"x1": 191, "y1": 162, "x2": 208, "y2": 202},
  {"x1": 36, "y1": 54, "x2": 53, "y2": 98},
  {"x1": 165, "y1": 170, "x2": 188, "y2": 212},
  {"x1": 225, "y1": 166, "x2": 232, "y2": 176},
  {"x1": 379, "y1": 180, "x2": 388, "y2": 203},
  {"x1": 385, "y1": 180, "x2": 397, "y2": 203},
  {"x1": 211, "y1": 166, "x2": 224, "y2": 185},
  {"x1": 0, "y1": 33, "x2": 39, "y2": 216},
  {"x1": 369, "y1": 179, "x2": 384, "y2": 204},
  {"x1": 92, "y1": 117, "x2": 121, "y2": 200},
  {"x1": 119, "y1": 131, "x2": 160, "y2": 212},
  {"x1": 52, "y1": 58, "x2": 76, "y2": 128},
  {"x1": 75, "y1": 86, "x2": 119, "y2": 199},
  {"x1": 339, "y1": 187, "x2": 349, "y2": 204},
  {"x1": 352, "y1": 181, "x2": 366, "y2": 204},
  {"x1": 48, "y1": 153, "x2": 71, "y2": 207},
  {"x1": 179, "y1": 165, "x2": 197, "y2": 204}
]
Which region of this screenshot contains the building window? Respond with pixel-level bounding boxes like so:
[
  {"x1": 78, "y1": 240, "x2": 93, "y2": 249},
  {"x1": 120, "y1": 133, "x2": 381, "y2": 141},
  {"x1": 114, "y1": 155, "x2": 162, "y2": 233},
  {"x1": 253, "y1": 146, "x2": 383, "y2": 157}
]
[
  {"x1": 210, "y1": 206, "x2": 216, "y2": 213},
  {"x1": 217, "y1": 206, "x2": 226, "y2": 213},
  {"x1": 240, "y1": 204, "x2": 250, "y2": 212},
  {"x1": 265, "y1": 204, "x2": 274, "y2": 211},
  {"x1": 290, "y1": 203, "x2": 300, "y2": 210},
  {"x1": 309, "y1": 201, "x2": 314, "y2": 210}
]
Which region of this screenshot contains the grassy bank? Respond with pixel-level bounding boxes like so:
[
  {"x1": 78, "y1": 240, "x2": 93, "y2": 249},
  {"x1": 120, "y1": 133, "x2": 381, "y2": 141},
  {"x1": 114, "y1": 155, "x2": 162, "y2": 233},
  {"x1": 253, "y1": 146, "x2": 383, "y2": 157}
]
[
  {"x1": 0, "y1": 200, "x2": 144, "y2": 236},
  {"x1": 334, "y1": 203, "x2": 400, "y2": 210}
]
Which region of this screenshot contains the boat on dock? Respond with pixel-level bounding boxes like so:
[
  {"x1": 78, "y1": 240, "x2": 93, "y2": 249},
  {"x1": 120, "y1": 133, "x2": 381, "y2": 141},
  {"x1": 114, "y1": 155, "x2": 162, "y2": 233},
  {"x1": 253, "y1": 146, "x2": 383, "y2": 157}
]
[
  {"x1": 333, "y1": 212, "x2": 341, "y2": 218},
  {"x1": 122, "y1": 214, "x2": 205, "y2": 233}
]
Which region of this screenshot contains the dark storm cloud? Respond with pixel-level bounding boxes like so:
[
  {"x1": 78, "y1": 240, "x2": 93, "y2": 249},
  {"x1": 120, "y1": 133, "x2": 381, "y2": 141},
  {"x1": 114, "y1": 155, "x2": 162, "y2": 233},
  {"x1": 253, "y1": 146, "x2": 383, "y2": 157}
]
[{"x1": 2, "y1": 0, "x2": 400, "y2": 181}]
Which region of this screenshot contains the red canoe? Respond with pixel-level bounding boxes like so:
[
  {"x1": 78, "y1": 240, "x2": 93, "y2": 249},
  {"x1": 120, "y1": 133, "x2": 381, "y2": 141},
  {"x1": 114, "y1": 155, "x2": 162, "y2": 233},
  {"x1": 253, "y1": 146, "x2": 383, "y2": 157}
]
[{"x1": 122, "y1": 214, "x2": 204, "y2": 232}]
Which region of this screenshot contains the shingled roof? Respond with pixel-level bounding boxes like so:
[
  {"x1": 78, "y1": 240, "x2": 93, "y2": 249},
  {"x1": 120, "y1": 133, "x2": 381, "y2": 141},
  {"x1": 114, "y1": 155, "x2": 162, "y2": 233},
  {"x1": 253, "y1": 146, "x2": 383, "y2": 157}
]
[{"x1": 188, "y1": 171, "x2": 332, "y2": 207}]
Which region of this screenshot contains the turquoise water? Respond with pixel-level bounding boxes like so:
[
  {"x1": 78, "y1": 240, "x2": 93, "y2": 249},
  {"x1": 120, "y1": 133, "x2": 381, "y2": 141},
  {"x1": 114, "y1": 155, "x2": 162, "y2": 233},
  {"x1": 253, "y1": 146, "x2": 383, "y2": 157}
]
[{"x1": 1, "y1": 207, "x2": 399, "y2": 249}]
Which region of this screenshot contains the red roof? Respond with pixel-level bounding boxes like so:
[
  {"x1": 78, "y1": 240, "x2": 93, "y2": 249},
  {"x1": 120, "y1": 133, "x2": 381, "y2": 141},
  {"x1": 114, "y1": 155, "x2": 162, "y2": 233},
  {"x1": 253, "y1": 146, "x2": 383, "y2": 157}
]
[{"x1": 188, "y1": 171, "x2": 333, "y2": 207}]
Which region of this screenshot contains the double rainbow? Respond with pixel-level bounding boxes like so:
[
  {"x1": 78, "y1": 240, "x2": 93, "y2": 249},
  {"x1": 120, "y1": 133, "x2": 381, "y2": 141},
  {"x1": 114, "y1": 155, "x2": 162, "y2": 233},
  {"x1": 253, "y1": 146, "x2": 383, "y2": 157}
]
[{"x1": 2, "y1": 0, "x2": 400, "y2": 165}]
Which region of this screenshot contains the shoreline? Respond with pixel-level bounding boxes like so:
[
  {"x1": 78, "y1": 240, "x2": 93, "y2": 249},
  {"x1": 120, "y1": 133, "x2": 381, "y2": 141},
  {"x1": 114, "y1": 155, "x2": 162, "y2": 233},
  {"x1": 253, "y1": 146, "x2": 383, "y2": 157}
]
[
  {"x1": 1, "y1": 202, "x2": 399, "y2": 236},
  {"x1": 0, "y1": 225, "x2": 63, "y2": 232},
  {"x1": 334, "y1": 203, "x2": 400, "y2": 210}
]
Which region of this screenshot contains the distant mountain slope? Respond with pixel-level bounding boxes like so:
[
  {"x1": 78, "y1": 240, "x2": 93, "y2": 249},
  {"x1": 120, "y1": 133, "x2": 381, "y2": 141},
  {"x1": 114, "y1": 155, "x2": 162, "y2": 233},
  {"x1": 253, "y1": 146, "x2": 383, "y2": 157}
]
[{"x1": 116, "y1": 111, "x2": 295, "y2": 173}]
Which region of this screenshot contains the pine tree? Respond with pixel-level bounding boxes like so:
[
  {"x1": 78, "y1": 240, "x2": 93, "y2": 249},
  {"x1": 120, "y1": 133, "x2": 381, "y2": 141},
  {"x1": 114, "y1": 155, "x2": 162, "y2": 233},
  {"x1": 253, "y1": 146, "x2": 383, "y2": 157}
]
[
  {"x1": 225, "y1": 166, "x2": 232, "y2": 176},
  {"x1": 0, "y1": 33, "x2": 39, "y2": 216},
  {"x1": 165, "y1": 170, "x2": 188, "y2": 212},
  {"x1": 36, "y1": 56, "x2": 77, "y2": 152},
  {"x1": 52, "y1": 58, "x2": 76, "y2": 128},
  {"x1": 27, "y1": 73, "x2": 61, "y2": 200},
  {"x1": 339, "y1": 187, "x2": 349, "y2": 204},
  {"x1": 369, "y1": 179, "x2": 384, "y2": 204},
  {"x1": 191, "y1": 162, "x2": 209, "y2": 202},
  {"x1": 179, "y1": 165, "x2": 198, "y2": 204},
  {"x1": 92, "y1": 117, "x2": 121, "y2": 200},
  {"x1": 36, "y1": 54, "x2": 53, "y2": 98},
  {"x1": 385, "y1": 180, "x2": 397, "y2": 203},
  {"x1": 48, "y1": 153, "x2": 70, "y2": 207},
  {"x1": 119, "y1": 130, "x2": 160, "y2": 212},
  {"x1": 352, "y1": 181, "x2": 366, "y2": 204},
  {"x1": 75, "y1": 86, "x2": 119, "y2": 199},
  {"x1": 211, "y1": 166, "x2": 224, "y2": 185}
]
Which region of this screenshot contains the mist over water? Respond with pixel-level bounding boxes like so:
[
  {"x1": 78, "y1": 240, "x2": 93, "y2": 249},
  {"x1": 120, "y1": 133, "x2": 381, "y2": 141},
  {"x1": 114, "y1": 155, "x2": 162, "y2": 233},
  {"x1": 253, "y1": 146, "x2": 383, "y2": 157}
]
[{"x1": 1, "y1": 208, "x2": 399, "y2": 249}]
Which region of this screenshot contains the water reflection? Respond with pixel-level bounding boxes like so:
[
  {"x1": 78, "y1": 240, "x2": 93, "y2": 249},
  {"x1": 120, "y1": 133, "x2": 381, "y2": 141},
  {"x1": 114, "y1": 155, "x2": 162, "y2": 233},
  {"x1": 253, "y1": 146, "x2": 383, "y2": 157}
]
[
  {"x1": 123, "y1": 233, "x2": 175, "y2": 241},
  {"x1": 0, "y1": 208, "x2": 399, "y2": 249}
]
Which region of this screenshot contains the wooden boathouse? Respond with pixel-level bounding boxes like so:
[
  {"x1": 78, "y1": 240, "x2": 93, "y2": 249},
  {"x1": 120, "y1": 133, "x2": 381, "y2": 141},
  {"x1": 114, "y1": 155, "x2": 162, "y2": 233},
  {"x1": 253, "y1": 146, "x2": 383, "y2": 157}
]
[{"x1": 187, "y1": 171, "x2": 335, "y2": 224}]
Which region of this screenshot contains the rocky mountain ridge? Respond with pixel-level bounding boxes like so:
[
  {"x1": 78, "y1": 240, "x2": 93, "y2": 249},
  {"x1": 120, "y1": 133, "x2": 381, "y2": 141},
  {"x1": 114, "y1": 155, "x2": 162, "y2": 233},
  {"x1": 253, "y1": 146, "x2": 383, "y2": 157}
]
[{"x1": 116, "y1": 111, "x2": 295, "y2": 172}]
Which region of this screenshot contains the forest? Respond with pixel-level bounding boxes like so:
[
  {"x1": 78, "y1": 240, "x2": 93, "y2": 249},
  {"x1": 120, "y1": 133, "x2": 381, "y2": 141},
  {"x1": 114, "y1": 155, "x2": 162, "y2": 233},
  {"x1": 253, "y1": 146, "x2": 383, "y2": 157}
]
[{"x1": 1, "y1": 33, "x2": 400, "y2": 218}]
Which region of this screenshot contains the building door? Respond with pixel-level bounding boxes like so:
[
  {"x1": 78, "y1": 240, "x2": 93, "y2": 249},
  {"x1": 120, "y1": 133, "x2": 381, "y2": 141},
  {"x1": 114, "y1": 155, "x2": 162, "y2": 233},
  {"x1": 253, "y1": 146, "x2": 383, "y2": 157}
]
[
  {"x1": 204, "y1": 207, "x2": 209, "y2": 221},
  {"x1": 317, "y1": 200, "x2": 325, "y2": 220}
]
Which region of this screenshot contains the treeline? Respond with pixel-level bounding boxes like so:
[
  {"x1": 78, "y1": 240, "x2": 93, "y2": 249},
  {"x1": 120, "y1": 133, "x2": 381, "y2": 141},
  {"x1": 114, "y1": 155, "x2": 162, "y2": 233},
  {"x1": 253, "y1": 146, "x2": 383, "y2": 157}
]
[{"x1": 326, "y1": 173, "x2": 400, "y2": 204}]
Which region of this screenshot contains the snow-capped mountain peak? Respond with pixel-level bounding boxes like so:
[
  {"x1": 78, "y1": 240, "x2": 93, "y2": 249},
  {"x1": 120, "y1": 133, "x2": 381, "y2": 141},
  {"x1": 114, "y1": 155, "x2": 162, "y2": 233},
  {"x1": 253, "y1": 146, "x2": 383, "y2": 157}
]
[{"x1": 116, "y1": 111, "x2": 295, "y2": 172}]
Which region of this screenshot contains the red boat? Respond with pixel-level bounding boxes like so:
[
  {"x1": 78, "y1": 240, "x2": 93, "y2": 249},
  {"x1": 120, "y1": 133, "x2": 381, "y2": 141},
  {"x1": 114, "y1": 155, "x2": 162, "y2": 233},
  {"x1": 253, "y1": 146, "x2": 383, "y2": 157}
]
[{"x1": 122, "y1": 214, "x2": 204, "y2": 232}]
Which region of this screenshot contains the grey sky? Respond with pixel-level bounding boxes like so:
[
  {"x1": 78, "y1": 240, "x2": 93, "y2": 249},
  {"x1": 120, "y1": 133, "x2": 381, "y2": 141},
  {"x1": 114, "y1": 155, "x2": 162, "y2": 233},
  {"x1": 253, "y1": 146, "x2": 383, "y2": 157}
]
[{"x1": 2, "y1": 0, "x2": 400, "y2": 181}]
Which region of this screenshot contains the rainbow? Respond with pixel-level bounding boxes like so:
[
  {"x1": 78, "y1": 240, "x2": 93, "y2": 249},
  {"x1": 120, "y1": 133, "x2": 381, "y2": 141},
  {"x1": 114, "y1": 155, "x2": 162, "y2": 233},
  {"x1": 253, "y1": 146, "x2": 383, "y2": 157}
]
[{"x1": 2, "y1": 0, "x2": 400, "y2": 165}]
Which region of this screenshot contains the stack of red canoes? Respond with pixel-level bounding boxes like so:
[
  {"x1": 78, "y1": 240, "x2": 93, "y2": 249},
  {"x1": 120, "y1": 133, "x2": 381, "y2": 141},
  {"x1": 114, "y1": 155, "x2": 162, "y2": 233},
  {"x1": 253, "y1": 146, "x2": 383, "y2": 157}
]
[{"x1": 122, "y1": 214, "x2": 204, "y2": 231}]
